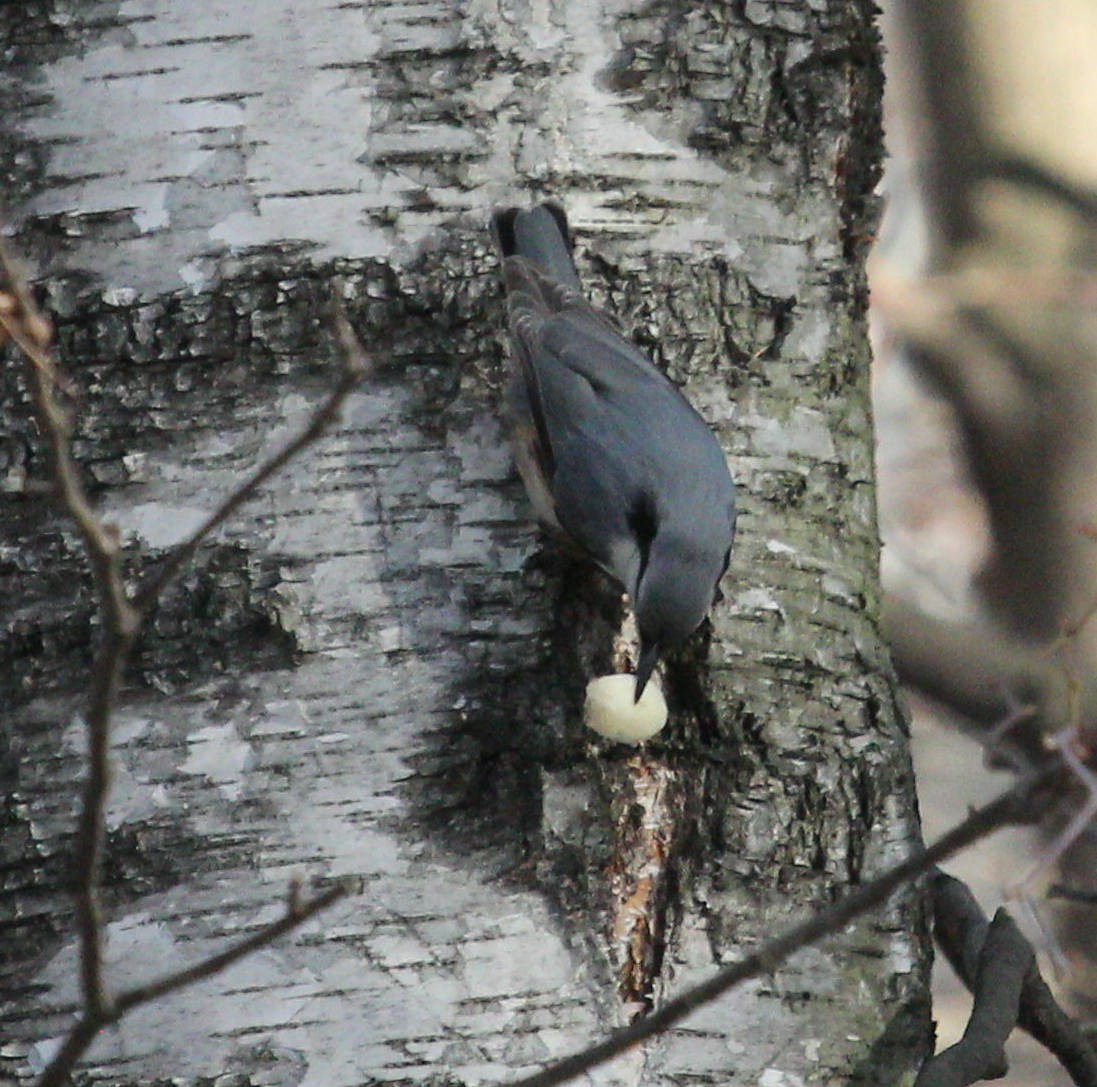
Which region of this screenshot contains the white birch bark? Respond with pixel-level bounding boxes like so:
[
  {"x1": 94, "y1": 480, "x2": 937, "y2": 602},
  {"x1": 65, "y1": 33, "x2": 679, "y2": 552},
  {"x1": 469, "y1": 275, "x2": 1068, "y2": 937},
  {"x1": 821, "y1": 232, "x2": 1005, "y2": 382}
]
[{"x1": 1, "y1": 2, "x2": 925, "y2": 1084}]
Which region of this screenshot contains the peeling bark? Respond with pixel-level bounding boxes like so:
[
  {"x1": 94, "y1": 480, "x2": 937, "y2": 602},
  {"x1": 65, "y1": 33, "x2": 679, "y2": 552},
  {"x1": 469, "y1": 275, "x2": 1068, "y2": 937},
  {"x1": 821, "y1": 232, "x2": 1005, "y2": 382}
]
[{"x1": 1, "y1": 2, "x2": 926, "y2": 1084}]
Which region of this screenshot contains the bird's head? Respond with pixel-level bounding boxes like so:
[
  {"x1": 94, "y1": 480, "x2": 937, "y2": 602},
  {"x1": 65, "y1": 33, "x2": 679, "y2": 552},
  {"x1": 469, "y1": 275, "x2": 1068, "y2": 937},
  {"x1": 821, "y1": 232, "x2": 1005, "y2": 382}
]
[{"x1": 632, "y1": 535, "x2": 731, "y2": 701}]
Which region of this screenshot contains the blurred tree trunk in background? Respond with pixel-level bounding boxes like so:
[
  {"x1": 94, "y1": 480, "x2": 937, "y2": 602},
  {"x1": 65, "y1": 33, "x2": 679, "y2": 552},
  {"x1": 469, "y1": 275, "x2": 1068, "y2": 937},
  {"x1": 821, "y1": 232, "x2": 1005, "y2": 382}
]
[
  {"x1": 1, "y1": 3, "x2": 926, "y2": 1084},
  {"x1": 886, "y1": 0, "x2": 1097, "y2": 1019}
]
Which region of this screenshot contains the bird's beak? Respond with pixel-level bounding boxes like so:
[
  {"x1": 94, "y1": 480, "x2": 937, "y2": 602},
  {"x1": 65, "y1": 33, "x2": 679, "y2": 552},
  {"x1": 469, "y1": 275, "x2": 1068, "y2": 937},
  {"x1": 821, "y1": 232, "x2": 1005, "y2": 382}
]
[{"x1": 634, "y1": 641, "x2": 660, "y2": 702}]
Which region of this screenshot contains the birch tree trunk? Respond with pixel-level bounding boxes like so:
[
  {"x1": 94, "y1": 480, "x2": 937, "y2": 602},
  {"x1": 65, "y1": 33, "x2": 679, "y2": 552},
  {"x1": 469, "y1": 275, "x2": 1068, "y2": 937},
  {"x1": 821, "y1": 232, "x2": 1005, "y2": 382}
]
[{"x1": 1, "y1": 2, "x2": 927, "y2": 1084}]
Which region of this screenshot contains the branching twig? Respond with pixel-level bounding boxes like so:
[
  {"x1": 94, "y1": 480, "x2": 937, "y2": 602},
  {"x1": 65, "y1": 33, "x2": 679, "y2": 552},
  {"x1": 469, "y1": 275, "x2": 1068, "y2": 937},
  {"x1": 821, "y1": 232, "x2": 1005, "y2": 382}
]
[
  {"x1": 916, "y1": 909, "x2": 1028, "y2": 1087},
  {"x1": 931, "y1": 870, "x2": 1097, "y2": 1086},
  {"x1": 883, "y1": 594, "x2": 1070, "y2": 771},
  {"x1": 2, "y1": 240, "x2": 364, "y2": 1087},
  {"x1": 2, "y1": 239, "x2": 138, "y2": 1019},
  {"x1": 1048, "y1": 884, "x2": 1097, "y2": 904},
  {"x1": 503, "y1": 768, "x2": 1060, "y2": 1087},
  {"x1": 134, "y1": 302, "x2": 368, "y2": 608},
  {"x1": 34, "y1": 881, "x2": 351, "y2": 1087}
]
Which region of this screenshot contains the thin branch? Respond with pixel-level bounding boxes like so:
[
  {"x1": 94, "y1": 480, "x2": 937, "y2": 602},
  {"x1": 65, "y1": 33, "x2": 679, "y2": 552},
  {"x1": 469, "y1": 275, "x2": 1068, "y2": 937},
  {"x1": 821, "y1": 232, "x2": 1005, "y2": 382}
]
[
  {"x1": 1013, "y1": 718, "x2": 1097, "y2": 893},
  {"x1": 883, "y1": 594, "x2": 1068, "y2": 771},
  {"x1": 886, "y1": 595, "x2": 1097, "y2": 903},
  {"x1": 1048, "y1": 884, "x2": 1097, "y2": 904},
  {"x1": 32, "y1": 1019, "x2": 101, "y2": 1087},
  {"x1": 113, "y1": 880, "x2": 350, "y2": 1014},
  {"x1": 915, "y1": 909, "x2": 1028, "y2": 1087},
  {"x1": 34, "y1": 881, "x2": 351, "y2": 1087},
  {"x1": 2, "y1": 240, "x2": 140, "y2": 1018},
  {"x1": 3, "y1": 240, "x2": 366, "y2": 1087},
  {"x1": 931, "y1": 870, "x2": 1097, "y2": 1087},
  {"x1": 73, "y1": 625, "x2": 131, "y2": 1019},
  {"x1": 503, "y1": 768, "x2": 1060, "y2": 1087},
  {"x1": 134, "y1": 304, "x2": 367, "y2": 609}
]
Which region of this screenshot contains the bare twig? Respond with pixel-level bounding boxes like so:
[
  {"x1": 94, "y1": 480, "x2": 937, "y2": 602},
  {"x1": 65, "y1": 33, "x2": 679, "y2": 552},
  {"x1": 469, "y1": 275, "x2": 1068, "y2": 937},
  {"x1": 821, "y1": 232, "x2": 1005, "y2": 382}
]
[
  {"x1": 74, "y1": 623, "x2": 132, "y2": 1019},
  {"x1": 883, "y1": 595, "x2": 1065, "y2": 771},
  {"x1": 2, "y1": 239, "x2": 139, "y2": 1018},
  {"x1": 1048, "y1": 884, "x2": 1097, "y2": 904},
  {"x1": 34, "y1": 881, "x2": 351, "y2": 1087},
  {"x1": 931, "y1": 870, "x2": 1097, "y2": 1086},
  {"x1": 916, "y1": 909, "x2": 1028, "y2": 1086},
  {"x1": 503, "y1": 768, "x2": 1059, "y2": 1087},
  {"x1": 1014, "y1": 728, "x2": 1097, "y2": 894},
  {"x1": 114, "y1": 881, "x2": 349, "y2": 1013},
  {"x1": 3, "y1": 241, "x2": 364, "y2": 1087},
  {"x1": 885, "y1": 593, "x2": 1097, "y2": 898},
  {"x1": 135, "y1": 302, "x2": 367, "y2": 609}
]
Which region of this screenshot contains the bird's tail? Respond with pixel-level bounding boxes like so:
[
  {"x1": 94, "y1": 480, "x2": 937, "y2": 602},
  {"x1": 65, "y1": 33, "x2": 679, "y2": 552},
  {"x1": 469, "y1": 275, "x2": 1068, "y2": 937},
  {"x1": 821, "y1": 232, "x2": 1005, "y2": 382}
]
[{"x1": 491, "y1": 202, "x2": 581, "y2": 290}]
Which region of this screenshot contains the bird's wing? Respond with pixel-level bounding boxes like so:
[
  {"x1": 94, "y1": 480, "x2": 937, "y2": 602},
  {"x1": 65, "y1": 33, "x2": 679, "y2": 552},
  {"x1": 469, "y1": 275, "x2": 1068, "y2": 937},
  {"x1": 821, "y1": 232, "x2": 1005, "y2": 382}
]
[
  {"x1": 505, "y1": 293, "x2": 663, "y2": 585},
  {"x1": 501, "y1": 255, "x2": 732, "y2": 590},
  {"x1": 504, "y1": 262, "x2": 668, "y2": 437},
  {"x1": 539, "y1": 306, "x2": 663, "y2": 389}
]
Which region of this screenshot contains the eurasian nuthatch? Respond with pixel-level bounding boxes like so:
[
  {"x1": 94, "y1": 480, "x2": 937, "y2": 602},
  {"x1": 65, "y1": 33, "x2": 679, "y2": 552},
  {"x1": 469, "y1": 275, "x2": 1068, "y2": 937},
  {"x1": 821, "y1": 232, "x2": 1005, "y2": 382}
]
[{"x1": 492, "y1": 202, "x2": 736, "y2": 701}]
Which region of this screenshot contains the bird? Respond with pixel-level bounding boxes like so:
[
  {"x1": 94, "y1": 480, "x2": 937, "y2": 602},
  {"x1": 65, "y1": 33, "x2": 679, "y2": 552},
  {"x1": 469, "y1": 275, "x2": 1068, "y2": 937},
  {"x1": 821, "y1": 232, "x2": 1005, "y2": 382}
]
[{"x1": 491, "y1": 201, "x2": 736, "y2": 701}]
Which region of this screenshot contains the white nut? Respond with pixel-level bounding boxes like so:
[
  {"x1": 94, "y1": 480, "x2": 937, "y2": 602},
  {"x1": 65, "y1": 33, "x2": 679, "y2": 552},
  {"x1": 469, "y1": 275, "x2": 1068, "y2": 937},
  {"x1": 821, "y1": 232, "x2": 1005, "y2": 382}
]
[{"x1": 583, "y1": 674, "x2": 668, "y2": 744}]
